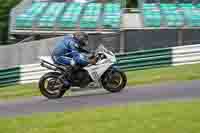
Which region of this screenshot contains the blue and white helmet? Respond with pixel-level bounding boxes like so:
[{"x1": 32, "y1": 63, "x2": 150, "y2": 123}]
[{"x1": 73, "y1": 32, "x2": 88, "y2": 47}]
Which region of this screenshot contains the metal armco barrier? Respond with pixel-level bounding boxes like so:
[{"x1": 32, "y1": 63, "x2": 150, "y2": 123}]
[{"x1": 1, "y1": 44, "x2": 200, "y2": 87}]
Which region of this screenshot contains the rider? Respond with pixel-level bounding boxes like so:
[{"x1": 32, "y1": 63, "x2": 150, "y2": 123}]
[{"x1": 51, "y1": 32, "x2": 96, "y2": 82}]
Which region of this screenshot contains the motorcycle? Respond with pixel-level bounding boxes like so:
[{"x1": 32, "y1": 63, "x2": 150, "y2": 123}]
[{"x1": 38, "y1": 45, "x2": 127, "y2": 99}]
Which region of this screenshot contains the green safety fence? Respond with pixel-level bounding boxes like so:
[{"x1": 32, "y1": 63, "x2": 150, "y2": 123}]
[
  {"x1": 116, "y1": 47, "x2": 173, "y2": 71},
  {"x1": 0, "y1": 67, "x2": 20, "y2": 87}
]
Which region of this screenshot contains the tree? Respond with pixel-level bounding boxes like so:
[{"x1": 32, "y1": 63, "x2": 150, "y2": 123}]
[
  {"x1": 126, "y1": 0, "x2": 138, "y2": 8},
  {"x1": 0, "y1": 0, "x2": 21, "y2": 45}
]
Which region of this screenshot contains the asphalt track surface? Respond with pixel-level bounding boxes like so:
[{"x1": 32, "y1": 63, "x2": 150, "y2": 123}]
[{"x1": 0, "y1": 80, "x2": 200, "y2": 117}]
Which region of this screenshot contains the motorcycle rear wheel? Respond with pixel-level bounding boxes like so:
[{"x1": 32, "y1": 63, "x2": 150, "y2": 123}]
[{"x1": 39, "y1": 72, "x2": 69, "y2": 99}]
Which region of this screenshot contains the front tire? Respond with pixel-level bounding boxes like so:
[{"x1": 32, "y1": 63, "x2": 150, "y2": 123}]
[
  {"x1": 39, "y1": 72, "x2": 69, "y2": 99},
  {"x1": 101, "y1": 69, "x2": 127, "y2": 93}
]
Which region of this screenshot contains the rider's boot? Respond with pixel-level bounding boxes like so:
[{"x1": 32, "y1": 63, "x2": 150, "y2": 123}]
[
  {"x1": 58, "y1": 74, "x2": 70, "y2": 88},
  {"x1": 58, "y1": 66, "x2": 73, "y2": 87}
]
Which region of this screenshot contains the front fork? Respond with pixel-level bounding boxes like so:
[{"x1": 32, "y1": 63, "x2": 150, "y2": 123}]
[{"x1": 106, "y1": 65, "x2": 119, "y2": 80}]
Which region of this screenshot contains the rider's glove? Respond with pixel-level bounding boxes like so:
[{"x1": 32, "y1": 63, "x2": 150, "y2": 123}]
[{"x1": 89, "y1": 57, "x2": 97, "y2": 65}]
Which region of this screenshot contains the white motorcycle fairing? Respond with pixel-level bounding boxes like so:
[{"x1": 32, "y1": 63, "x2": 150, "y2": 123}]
[
  {"x1": 84, "y1": 44, "x2": 117, "y2": 82},
  {"x1": 84, "y1": 59, "x2": 114, "y2": 82}
]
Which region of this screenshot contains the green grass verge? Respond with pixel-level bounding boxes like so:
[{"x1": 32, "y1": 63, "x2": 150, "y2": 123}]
[
  {"x1": 0, "y1": 100, "x2": 200, "y2": 132},
  {"x1": 127, "y1": 63, "x2": 200, "y2": 85},
  {"x1": 1, "y1": 63, "x2": 200, "y2": 100},
  {"x1": 0, "y1": 84, "x2": 40, "y2": 100}
]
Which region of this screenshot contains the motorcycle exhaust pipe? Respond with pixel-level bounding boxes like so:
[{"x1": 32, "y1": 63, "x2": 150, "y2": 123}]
[{"x1": 41, "y1": 61, "x2": 57, "y2": 71}]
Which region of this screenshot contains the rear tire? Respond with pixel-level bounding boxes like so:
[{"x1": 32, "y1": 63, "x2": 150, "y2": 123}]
[
  {"x1": 101, "y1": 69, "x2": 127, "y2": 93},
  {"x1": 39, "y1": 72, "x2": 69, "y2": 99}
]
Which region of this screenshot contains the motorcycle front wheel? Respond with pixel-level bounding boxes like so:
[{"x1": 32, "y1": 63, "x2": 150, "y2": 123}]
[
  {"x1": 101, "y1": 69, "x2": 127, "y2": 93},
  {"x1": 38, "y1": 72, "x2": 69, "y2": 99}
]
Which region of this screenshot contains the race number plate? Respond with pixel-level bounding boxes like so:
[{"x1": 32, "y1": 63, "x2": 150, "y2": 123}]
[{"x1": 91, "y1": 71, "x2": 100, "y2": 81}]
